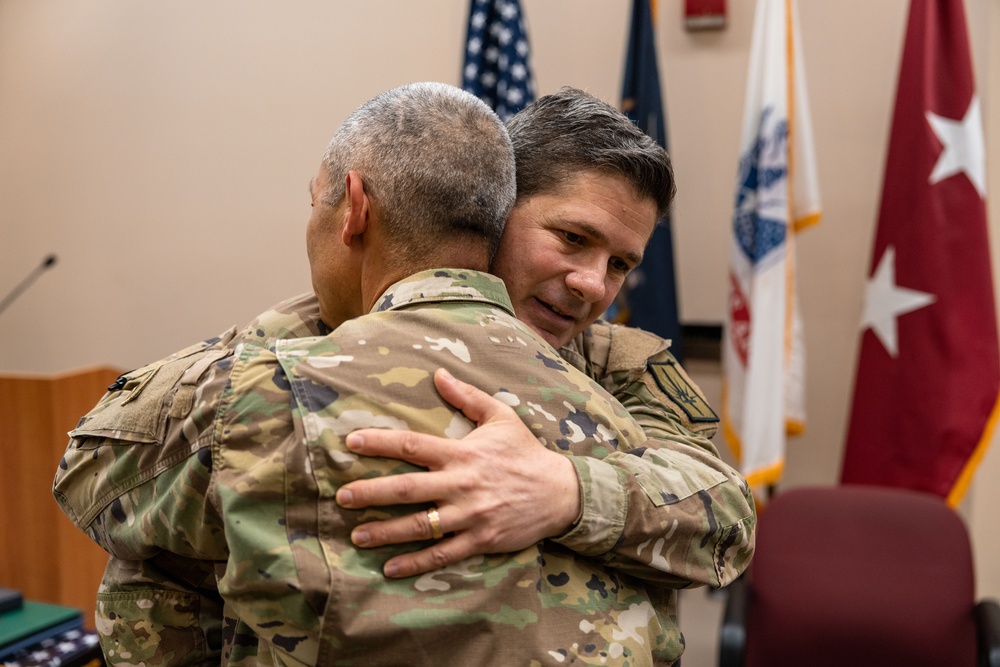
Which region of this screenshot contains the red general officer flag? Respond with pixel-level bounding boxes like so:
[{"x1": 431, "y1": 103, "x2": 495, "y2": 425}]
[{"x1": 841, "y1": 0, "x2": 1000, "y2": 506}]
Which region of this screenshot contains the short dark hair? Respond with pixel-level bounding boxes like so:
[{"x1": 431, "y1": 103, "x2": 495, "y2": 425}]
[
  {"x1": 506, "y1": 87, "x2": 676, "y2": 219},
  {"x1": 323, "y1": 82, "x2": 516, "y2": 263}
]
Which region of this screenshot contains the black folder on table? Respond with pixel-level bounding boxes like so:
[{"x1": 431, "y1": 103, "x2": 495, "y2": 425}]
[{"x1": 0, "y1": 586, "x2": 23, "y2": 614}]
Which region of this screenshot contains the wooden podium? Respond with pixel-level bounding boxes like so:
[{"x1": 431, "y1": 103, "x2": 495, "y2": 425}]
[{"x1": 0, "y1": 367, "x2": 121, "y2": 627}]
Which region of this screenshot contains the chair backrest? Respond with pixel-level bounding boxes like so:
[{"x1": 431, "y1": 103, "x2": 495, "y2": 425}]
[{"x1": 744, "y1": 485, "x2": 977, "y2": 667}]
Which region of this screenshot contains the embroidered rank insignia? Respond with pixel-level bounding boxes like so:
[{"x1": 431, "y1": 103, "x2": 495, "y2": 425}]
[{"x1": 649, "y1": 361, "x2": 719, "y2": 423}]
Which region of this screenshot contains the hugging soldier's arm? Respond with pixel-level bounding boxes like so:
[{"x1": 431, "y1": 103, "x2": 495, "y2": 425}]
[
  {"x1": 337, "y1": 329, "x2": 755, "y2": 588},
  {"x1": 334, "y1": 87, "x2": 755, "y2": 587}
]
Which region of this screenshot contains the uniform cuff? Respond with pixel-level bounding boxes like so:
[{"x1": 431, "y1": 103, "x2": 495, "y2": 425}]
[{"x1": 552, "y1": 457, "x2": 628, "y2": 555}]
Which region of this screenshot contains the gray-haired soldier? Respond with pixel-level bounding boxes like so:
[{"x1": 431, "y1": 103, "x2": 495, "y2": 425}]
[
  {"x1": 55, "y1": 84, "x2": 754, "y2": 666},
  {"x1": 328, "y1": 88, "x2": 753, "y2": 594}
]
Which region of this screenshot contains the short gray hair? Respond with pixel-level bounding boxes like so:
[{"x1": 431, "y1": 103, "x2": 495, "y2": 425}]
[
  {"x1": 506, "y1": 87, "x2": 676, "y2": 219},
  {"x1": 322, "y1": 82, "x2": 516, "y2": 263}
]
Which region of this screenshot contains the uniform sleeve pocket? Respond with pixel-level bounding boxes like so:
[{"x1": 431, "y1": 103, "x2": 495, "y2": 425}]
[
  {"x1": 56, "y1": 343, "x2": 233, "y2": 531},
  {"x1": 69, "y1": 331, "x2": 236, "y2": 444},
  {"x1": 71, "y1": 358, "x2": 188, "y2": 444},
  {"x1": 630, "y1": 449, "x2": 727, "y2": 507}
]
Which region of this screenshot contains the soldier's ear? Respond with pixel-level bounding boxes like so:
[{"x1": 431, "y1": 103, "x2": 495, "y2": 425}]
[{"x1": 341, "y1": 171, "x2": 370, "y2": 245}]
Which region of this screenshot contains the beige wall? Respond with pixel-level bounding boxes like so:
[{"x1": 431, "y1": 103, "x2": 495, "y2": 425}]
[
  {"x1": 969, "y1": 0, "x2": 1000, "y2": 601},
  {"x1": 1, "y1": 0, "x2": 998, "y2": 598}
]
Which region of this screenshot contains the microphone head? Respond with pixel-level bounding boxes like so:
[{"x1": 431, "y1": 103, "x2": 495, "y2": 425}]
[{"x1": 43, "y1": 254, "x2": 57, "y2": 268}]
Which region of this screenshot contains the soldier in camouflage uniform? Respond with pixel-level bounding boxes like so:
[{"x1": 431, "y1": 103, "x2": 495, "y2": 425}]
[
  {"x1": 315, "y1": 89, "x2": 749, "y2": 581},
  {"x1": 54, "y1": 85, "x2": 754, "y2": 666}
]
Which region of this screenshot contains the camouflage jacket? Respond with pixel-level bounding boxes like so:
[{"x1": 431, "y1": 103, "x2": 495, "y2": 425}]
[{"x1": 54, "y1": 270, "x2": 754, "y2": 666}]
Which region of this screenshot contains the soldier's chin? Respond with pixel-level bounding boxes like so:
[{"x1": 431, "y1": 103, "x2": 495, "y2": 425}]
[{"x1": 531, "y1": 323, "x2": 564, "y2": 349}]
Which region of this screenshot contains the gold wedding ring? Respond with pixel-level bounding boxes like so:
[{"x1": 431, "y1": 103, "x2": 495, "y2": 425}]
[{"x1": 426, "y1": 507, "x2": 444, "y2": 540}]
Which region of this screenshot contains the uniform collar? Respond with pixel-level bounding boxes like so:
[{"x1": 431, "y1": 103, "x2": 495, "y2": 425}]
[{"x1": 370, "y1": 268, "x2": 515, "y2": 317}]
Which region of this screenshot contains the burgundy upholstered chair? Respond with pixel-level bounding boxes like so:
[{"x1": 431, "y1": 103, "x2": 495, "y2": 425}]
[{"x1": 718, "y1": 485, "x2": 1000, "y2": 667}]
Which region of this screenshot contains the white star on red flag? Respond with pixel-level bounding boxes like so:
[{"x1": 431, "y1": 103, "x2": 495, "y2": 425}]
[
  {"x1": 860, "y1": 245, "x2": 936, "y2": 358},
  {"x1": 926, "y1": 94, "x2": 987, "y2": 197}
]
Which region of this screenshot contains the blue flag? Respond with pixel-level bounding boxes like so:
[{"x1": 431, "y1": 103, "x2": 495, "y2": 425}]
[
  {"x1": 461, "y1": 0, "x2": 535, "y2": 122},
  {"x1": 616, "y1": 0, "x2": 684, "y2": 361}
]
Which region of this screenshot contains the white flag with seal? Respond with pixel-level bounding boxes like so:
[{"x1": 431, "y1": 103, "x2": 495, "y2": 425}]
[{"x1": 722, "y1": 0, "x2": 821, "y2": 497}]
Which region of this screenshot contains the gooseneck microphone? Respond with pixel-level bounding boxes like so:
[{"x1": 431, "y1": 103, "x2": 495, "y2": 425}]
[{"x1": 0, "y1": 254, "x2": 58, "y2": 317}]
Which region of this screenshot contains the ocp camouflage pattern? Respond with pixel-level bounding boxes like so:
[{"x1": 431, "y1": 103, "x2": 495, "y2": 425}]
[{"x1": 54, "y1": 270, "x2": 754, "y2": 666}]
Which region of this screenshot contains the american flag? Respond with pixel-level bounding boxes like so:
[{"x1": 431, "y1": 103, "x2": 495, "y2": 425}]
[{"x1": 461, "y1": 0, "x2": 535, "y2": 122}]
